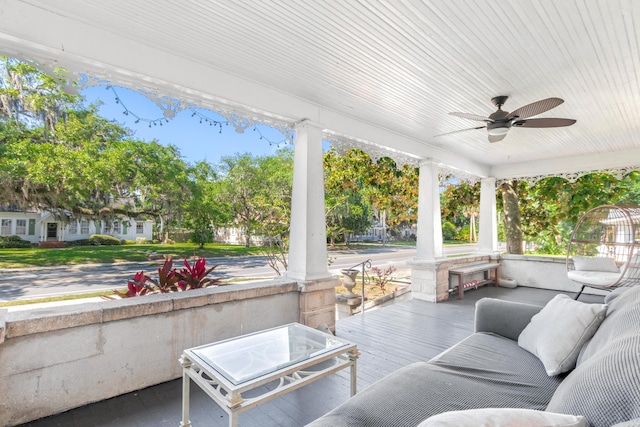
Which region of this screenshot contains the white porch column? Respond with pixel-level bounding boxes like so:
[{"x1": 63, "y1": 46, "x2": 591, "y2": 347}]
[
  {"x1": 410, "y1": 160, "x2": 444, "y2": 302},
  {"x1": 286, "y1": 120, "x2": 330, "y2": 281},
  {"x1": 286, "y1": 120, "x2": 338, "y2": 330},
  {"x1": 416, "y1": 160, "x2": 443, "y2": 260},
  {"x1": 477, "y1": 177, "x2": 499, "y2": 254}
]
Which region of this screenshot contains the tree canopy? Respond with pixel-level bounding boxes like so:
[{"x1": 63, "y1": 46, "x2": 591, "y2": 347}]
[{"x1": 3, "y1": 56, "x2": 638, "y2": 254}]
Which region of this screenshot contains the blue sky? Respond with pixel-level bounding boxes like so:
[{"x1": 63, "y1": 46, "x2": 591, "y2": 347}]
[{"x1": 81, "y1": 85, "x2": 292, "y2": 165}]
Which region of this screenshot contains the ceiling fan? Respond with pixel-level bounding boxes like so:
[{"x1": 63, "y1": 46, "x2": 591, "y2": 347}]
[{"x1": 440, "y1": 96, "x2": 576, "y2": 143}]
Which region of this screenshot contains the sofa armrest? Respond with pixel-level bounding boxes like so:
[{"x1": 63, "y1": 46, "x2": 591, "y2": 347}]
[{"x1": 474, "y1": 298, "x2": 543, "y2": 341}]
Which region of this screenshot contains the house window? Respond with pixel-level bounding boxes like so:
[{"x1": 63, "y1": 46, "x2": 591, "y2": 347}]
[
  {"x1": 15, "y1": 219, "x2": 26, "y2": 235},
  {"x1": 136, "y1": 222, "x2": 144, "y2": 234},
  {"x1": 104, "y1": 221, "x2": 111, "y2": 234},
  {"x1": 1, "y1": 219, "x2": 12, "y2": 235},
  {"x1": 80, "y1": 219, "x2": 90, "y2": 234},
  {"x1": 68, "y1": 221, "x2": 78, "y2": 235},
  {"x1": 113, "y1": 221, "x2": 121, "y2": 234}
]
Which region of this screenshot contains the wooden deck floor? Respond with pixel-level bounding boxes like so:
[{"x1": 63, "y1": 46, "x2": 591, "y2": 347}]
[{"x1": 19, "y1": 287, "x2": 603, "y2": 427}]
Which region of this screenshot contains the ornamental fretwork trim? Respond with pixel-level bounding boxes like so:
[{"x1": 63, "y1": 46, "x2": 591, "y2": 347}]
[
  {"x1": 78, "y1": 74, "x2": 297, "y2": 142},
  {"x1": 496, "y1": 166, "x2": 640, "y2": 186}
]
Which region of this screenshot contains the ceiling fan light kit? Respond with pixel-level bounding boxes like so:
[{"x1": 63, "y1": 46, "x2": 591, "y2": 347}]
[
  {"x1": 442, "y1": 95, "x2": 576, "y2": 142},
  {"x1": 488, "y1": 127, "x2": 509, "y2": 136}
]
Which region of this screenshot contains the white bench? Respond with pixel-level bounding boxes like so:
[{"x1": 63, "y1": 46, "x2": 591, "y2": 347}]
[{"x1": 449, "y1": 262, "x2": 500, "y2": 300}]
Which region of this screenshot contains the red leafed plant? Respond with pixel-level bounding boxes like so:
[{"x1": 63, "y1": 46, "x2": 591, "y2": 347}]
[
  {"x1": 114, "y1": 270, "x2": 153, "y2": 298},
  {"x1": 114, "y1": 256, "x2": 221, "y2": 298},
  {"x1": 148, "y1": 257, "x2": 182, "y2": 293},
  {"x1": 177, "y1": 257, "x2": 222, "y2": 290}
]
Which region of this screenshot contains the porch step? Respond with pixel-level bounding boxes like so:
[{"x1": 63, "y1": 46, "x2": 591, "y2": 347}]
[{"x1": 38, "y1": 241, "x2": 64, "y2": 248}]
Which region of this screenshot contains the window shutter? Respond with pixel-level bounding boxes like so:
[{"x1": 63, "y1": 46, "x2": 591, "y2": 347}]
[
  {"x1": 28, "y1": 219, "x2": 36, "y2": 235},
  {"x1": 123, "y1": 222, "x2": 128, "y2": 234}
]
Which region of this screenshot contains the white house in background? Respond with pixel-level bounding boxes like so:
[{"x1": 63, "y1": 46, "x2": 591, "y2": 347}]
[
  {"x1": 349, "y1": 222, "x2": 387, "y2": 242},
  {"x1": 213, "y1": 226, "x2": 265, "y2": 245},
  {"x1": 0, "y1": 209, "x2": 153, "y2": 245}
]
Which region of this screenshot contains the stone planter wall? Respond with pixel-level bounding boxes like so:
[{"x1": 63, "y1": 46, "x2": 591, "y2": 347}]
[{"x1": 411, "y1": 254, "x2": 498, "y2": 302}]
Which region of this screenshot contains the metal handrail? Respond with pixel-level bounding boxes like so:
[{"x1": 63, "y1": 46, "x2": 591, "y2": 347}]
[{"x1": 345, "y1": 259, "x2": 372, "y2": 315}]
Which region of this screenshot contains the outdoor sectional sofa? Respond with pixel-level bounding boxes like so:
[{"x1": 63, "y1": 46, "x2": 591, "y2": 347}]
[{"x1": 307, "y1": 285, "x2": 640, "y2": 427}]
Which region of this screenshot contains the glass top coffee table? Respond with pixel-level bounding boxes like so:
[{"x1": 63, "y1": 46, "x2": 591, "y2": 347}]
[{"x1": 179, "y1": 323, "x2": 359, "y2": 427}]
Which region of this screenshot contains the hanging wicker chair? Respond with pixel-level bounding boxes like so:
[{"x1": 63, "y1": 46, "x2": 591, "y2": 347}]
[{"x1": 567, "y1": 205, "x2": 640, "y2": 299}]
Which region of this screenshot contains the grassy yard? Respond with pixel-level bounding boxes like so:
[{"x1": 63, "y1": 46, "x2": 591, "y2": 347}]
[{"x1": 0, "y1": 243, "x2": 262, "y2": 269}]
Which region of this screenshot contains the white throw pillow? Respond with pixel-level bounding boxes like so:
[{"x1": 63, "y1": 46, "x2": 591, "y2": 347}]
[
  {"x1": 518, "y1": 294, "x2": 608, "y2": 376},
  {"x1": 572, "y1": 255, "x2": 619, "y2": 272},
  {"x1": 418, "y1": 408, "x2": 586, "y2": 427}
]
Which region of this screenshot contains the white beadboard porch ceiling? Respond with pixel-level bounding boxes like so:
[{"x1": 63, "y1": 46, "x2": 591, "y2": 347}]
[{"x1": 0, "y1": 0, "x2": 639, "y2": 179}]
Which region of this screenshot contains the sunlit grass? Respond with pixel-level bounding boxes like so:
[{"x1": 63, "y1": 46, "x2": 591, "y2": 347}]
[
  {"x1": 0, "y1": 290, "x2": 113, "y2": 307},
  {"x1": 0, "y1": 243, "x2": 262, "y2": 269}
]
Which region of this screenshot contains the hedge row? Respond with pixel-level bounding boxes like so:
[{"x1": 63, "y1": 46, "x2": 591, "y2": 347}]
[
  {"x1": 0, "y1": 235, "x2": 32, "y2": 248},
  {"x1": 64, "y1": 234, "x2": 122, "y2": 246}
]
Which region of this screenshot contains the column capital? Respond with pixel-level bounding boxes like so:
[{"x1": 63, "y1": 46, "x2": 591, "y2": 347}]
[
  {"x1": 418, "y1": 158, "x2": 438, "y2": 168},
  {"x1": 294, "y1": 118, "x2": 323, "y2": 130},
  {"x1": 481, "y1": 176, "x2": 497, "y2": 184}
]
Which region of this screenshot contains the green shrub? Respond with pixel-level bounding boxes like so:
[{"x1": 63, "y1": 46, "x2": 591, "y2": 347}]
[
  {"x1": 121, "y1": 239, "x2": 135, "y2": 245},
  {"x1": 65, "y1": 239, "x2": 94, "y2": 247},
  {"x1": 442, "y1": 221, "x2": 458, "y2": 241},
  {"x1": 458, "y1": 224, "x2": 471, "y2": 241},
  {"x1": 0, "y1": 235, "x2": 31, "y2": 248},
  {"x1": 88, "y1": 234, "x2": 122, "y2": 246}
]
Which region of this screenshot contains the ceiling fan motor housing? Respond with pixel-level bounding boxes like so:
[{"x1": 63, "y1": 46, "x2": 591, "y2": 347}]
[{"x1": 487, "y1": 109, "x2": 511, "y2": 135}]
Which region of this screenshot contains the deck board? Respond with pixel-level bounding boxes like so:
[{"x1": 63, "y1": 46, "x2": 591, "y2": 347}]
[{"x1": 18, "y1": 287, "x2": 603, "y2": 427}]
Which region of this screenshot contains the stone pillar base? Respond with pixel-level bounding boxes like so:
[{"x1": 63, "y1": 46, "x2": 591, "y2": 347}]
[
  {"x1": 298, "y1": 277, "x2": 340, "y2": 331},
  {"x1": 410, "y1": 255, "x2": 501, "y2": 303},
  {"x1": 409, "y1": 259, "x2": 450, "y2": 302}
]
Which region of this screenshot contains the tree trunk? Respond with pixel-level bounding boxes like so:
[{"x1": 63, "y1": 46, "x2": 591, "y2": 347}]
[
  {"x1": 500, "y1": 180, "x2": 523, "y2": 254},
  {"x1": 469, "y1": 214, "x2": 476, "y2": 242},
  {"x1": 381, "y1": 209, "x2": 387, "y2": 246}
]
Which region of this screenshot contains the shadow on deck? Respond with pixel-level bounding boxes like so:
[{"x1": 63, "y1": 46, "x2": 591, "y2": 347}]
[{"x1": 19, "y1": 287, "x2": 603, "y2": 427}]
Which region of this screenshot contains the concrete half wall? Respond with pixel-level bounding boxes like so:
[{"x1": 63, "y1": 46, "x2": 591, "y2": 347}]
[
  {"x1": 0, "y1": 279, "x2": 304, "y2": 426},
  {"x1": 500, "y1": 254, "x2": 607, "y2": 296}
]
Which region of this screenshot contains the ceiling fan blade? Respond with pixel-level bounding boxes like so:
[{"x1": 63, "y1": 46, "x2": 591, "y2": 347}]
[
  {"x1": 488, "y1": 133, "x2": 507, "y2": 143},
  {"x1": 434, "y1": 126, "x2": 485, "y2": 137},
  {"x1": 513, "y1": 118, "x2": 577, "y2": 128},
  {"x1": 449, "y1": 112, "x2": 493, "y2": 122},
  {"x1": 506, "y1": 98, "x2": 564, "y2": 120}
]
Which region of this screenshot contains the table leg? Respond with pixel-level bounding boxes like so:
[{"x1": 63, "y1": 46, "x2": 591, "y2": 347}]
[
  {"x1": 457, "y1": 274, "x2": 464, "y2": 300},
  {"x1": 180, "y1": 371, "x2": 191, "y2": 426},
  {"x1": 229, "y1": 412, "x2": 238, "y2": 427},
  {"x1": 179, "y1": 357, "x2": 192, "y2": 427},
  {"x1": 349, "y1": 349, "x2": 359, "y2": 396}
]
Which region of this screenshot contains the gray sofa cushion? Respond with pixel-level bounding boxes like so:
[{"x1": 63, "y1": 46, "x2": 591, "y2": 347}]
[
  {"x1": 306, "y1": 332, "x2": 561, "y2": 427},
  {"x1": 547, "y1": 285, "x2": 640, "y2": 427},
  {"x1": 474, "y1": 298, "x2": 543, "y2": 340},
  {"x1": 517, "y1": 295, "x2": 607, "y2": 376}
]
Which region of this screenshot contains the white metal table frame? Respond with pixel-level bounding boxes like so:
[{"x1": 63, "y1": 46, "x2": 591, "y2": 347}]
[{"x1": 178, "y1": 323, "x2": 359, "y2": 427}]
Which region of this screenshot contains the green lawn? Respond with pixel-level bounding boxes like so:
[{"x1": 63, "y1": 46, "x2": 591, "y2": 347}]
[
  {"x1": 0, "y1": 240, "x2": 479, "y2": 269},
  {"x1": 0, "y1": 243, "x2": 262, "y2": 269}
]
